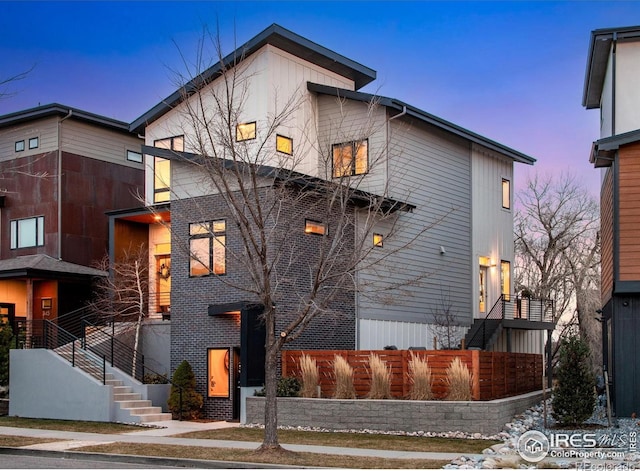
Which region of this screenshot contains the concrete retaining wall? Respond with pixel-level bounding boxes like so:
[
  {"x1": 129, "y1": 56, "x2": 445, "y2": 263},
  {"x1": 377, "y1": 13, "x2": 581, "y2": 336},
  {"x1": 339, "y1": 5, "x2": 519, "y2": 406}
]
[{"x1": 246, "y1": 390, "x2": 544, "y2": 435}]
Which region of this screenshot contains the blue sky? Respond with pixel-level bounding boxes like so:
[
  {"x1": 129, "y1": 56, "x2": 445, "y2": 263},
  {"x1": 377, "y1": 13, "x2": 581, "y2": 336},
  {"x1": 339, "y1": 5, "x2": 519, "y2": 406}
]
[{"x1": 1, "y1": 1, "x2": 638, "y2": 194}]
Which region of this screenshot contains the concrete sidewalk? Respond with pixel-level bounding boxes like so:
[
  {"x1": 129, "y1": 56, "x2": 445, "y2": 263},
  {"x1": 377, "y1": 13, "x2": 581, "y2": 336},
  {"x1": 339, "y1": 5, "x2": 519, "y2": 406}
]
[{"x1": 0, "y1": 420, "x2": 478, "y2": 462}]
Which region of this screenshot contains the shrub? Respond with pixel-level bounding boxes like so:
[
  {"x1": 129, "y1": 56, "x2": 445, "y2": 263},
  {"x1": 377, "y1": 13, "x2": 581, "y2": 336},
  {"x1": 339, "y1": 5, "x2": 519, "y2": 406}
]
[
  {"x1": 0, "y1": 323, "x2": 13, "y2": 387},
  {"x1": 299, "y1": 354, "x2": 319, "y2": 398},
  {"x1": 254, "y1": 377, "x2": 301, "y2": 397},
  {"x1": 143, "y1": 372, "x2": 169, "y2": 384},
  {"x1": 367, "y1": 353, "x2": 392, "y2": 399},
  {"x1": 445, "y1": 357, "x2": 473, "y2": 401},
  {"x1": 332, "y1": 354, "x2": 356, "y2": 399},
  {"x1": 408, "y1": 353, "x2": 433, "y2": 400},
  {"x1": 168, "y1": 360, "x2": 203, "y2": 420},
  {"x1": 552, "y1": 335, "x2": 596, "y2": 426}
]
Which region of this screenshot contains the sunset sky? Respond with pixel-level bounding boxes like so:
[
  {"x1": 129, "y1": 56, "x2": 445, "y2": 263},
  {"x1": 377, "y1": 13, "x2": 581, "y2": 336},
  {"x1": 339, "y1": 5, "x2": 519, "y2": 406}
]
[{"x1": 2, "y1": 1, "x2": 639, "y2": 195}]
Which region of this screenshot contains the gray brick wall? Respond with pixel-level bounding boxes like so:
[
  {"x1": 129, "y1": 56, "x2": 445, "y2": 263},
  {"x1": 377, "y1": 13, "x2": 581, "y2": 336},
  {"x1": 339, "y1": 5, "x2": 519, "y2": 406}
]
[
  {"x1": 170, "y1": 187, "x2": 356, "y2": 420},
  {"x1": 246, "y1": 391, "x2": 544, "y2": 435}
]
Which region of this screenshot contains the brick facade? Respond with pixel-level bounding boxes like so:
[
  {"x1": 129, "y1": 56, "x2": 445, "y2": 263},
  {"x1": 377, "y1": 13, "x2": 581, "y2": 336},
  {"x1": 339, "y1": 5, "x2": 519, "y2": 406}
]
[{"x1": 170, "y1": 187, "x2": 356, "y2": 420}]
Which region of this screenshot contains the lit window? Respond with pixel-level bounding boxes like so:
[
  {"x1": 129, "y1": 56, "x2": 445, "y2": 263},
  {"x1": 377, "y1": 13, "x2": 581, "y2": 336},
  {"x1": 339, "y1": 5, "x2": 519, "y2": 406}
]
[
  {"x1": 502, "y1": 178, "x2": 511, "y2": 210},
  {"x1": 276, "y1": 135, "x2": 293, "y2": 155},
  {"x1": 154, "y1": 135, "x2": 184, "y2": 152},
  {"x1": 236, "y1": 122, "x2": 256, "y2": 142},
  {"x1": 29, "y1": 137, "x2": 39, "y2": 149},
  {"x1": 501, "y1": 261, "x2": 511, "y2": 297},
  {"x1": 15, "y1": 140, "x2": 25, "y2": 152},
  {"x1": 153, "y1": 136, "x2": 183, "y2": 203},
  {"x1": 127, "y1": 150, "x2": 143, "y2": 163},
  {"x1": 305, "y1": 219, "x2": 327, "y2": 236},
  {"x1": 373, "y1": 233, "x2": 384, "y2": 247},
  {"x1": 189, "y1": 220, "x2": 226, "y2": 276},
  {"x1": 10, "y1": 216, "x2": 44, "y2": 249},
  {"x1": 208, "y1": 348, "x2": 230, "y2": 398},
  {"x1": 332, "y1": 139, "x2": 368, "y2": 177}
]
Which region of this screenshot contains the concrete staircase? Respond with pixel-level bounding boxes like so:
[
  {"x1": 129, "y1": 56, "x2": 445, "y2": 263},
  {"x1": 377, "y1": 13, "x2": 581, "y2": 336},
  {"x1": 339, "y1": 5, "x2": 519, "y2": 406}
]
[{"x1": 54, "y1": 342, "x2": 171, "y2": 423}]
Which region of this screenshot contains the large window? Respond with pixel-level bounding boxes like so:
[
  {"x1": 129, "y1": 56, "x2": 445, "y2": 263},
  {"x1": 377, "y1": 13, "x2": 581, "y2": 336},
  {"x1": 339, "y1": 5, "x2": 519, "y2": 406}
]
[
  {"x1": 10, "y1": 216, "x2": 44, "y2": 249},
  {"x1": 208, "y1": 348, "x2": 230, "y2": 398},
  {"x1": 153, "y1": 136, "x2": 184, "y2": 203},
  {"x1": 501, "y1": 260, "x2": 511, "y2": 297},
  {"x1": 502, "y1": 178, "x2": 511, "y2": 210},
  {"x1": 189, "y1": 220, "x2": 226, "y2": 276},
  {"x1": 332, "y1": 139, "x2": 368, "y2": 178}
]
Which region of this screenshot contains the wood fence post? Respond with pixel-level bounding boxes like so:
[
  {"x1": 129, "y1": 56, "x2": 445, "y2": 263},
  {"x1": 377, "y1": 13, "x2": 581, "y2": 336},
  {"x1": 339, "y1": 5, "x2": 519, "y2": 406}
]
[{"x1": 471, "y1": 350, "x2": 480, "y2": 400}]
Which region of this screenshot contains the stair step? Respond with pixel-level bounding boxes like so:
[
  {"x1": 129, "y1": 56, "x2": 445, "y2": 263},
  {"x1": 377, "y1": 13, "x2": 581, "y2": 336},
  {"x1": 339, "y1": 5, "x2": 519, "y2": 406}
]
[
  {"x1": 112, "y1": 386, "x2": 131, "y2": 394},
  {"x1": 116, "y1": 400, "x2": 152, "y2": 409},
  {"x1": 122, "y1": 406, "x2": 163, "y2": 415},
  {"x1": 114, "y1": 393, "x2": 141, "y2": 401},
  {"x1": 135, "y1": 412, "x2": 173, "y2": 423},
  {"x1": 105, "y1": 379, "x2": 123, "y2": 386}
]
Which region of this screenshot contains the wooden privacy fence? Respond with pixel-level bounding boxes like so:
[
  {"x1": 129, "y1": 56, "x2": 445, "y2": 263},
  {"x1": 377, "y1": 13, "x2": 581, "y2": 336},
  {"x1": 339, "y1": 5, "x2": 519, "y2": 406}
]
[{"x1": 282, "y1": 350, "x2": 543, "y2": 401}]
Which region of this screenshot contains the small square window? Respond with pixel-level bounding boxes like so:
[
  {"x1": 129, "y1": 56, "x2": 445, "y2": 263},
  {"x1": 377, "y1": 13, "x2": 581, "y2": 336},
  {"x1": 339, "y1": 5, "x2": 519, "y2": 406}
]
[
  {"x1": 127, "y1": 150, "x2": 143, "y2": 163},
  {"x1": 276, "y1": 135, "x2": 293, "y2": 155},
  {"x1": 236, "y1": 122, "x2": 256, "y2": 142},
  {"x1": 29, "y1": 137, "x2": 39, "y2": 149},
  {"x1": 15, "y1": 140, "x2": 25, "y2": 152},
  {"x1": 305, "y1": 219, "x2": 327, "y2": 236},
  {"x1": 373, "y1": 233, "x2": 384, "y2": 247}
]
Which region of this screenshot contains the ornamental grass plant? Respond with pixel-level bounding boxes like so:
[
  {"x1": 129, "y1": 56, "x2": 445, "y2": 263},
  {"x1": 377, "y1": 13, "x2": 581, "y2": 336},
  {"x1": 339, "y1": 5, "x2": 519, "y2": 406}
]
[
  {"x1": 367, "y1": 353, "x2": 392, "y2": 399},
  {"x1": 444, "y1": 357, "x2": 473, "y2": 401},
  {"x1": 299, "y1": 354, "x2": 319, "y2": 398},
  {"x1": 332, "y1": 354, "x2": 356, "y2": 399},
  {"x1": 408, "y1": 353, "x2": 434, "y2": 400}
]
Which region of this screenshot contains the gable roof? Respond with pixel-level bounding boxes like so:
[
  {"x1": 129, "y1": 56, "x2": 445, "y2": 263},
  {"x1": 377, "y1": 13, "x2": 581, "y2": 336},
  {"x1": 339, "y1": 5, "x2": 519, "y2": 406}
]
[
  {"x1": 0, "y1": 103, "x2": 132, "y2": 134},
  {"x1": 583, "y1": 25, "x2": 640, "y2": 109},
  {"x1": 130, "y1": 24, "x2": 376, "y2": 135},
  {"x1": 307, "y1": 82, "x2": 536, "y2": 165}
]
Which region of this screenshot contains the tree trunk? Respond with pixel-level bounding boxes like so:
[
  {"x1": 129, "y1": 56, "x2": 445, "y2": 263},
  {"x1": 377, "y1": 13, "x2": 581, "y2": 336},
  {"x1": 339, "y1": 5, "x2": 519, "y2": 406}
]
[{"x1": 258, "y1": 306, "x2": 282, "y2": 452}]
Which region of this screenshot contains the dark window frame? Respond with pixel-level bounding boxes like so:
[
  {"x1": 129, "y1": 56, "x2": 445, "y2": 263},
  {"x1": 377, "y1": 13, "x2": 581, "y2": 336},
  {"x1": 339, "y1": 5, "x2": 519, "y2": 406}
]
[
  {"x1": 332, "y1": 139, "x2": 369, "y2": 178},
  {"x1": 28, "y1": 136, "x2": 39, "y2": 149},
  {"x1": 189, "y1": 219, "x2": 227, "y2": 277},
  {"x1": 15, "y1": 140, "x2": 25, "y2": 152},
  {"x1": 276, "y1": 134, "x2": 293, "y2": 155},
  {"x1": 304, "y1": 219, "x2": 327, "y2": 236},
  {"x1": 10, "y1": 216, "x2": 45, "y2": 249},
  {"x1": 236, "y1": 122, "x2": 257, "y2": 142}
]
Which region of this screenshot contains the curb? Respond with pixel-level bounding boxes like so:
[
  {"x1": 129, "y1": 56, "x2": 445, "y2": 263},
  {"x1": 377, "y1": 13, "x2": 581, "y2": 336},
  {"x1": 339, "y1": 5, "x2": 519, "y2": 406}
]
[{"x1": 0, "y1": 446, "x2": 310, "y2": 469}]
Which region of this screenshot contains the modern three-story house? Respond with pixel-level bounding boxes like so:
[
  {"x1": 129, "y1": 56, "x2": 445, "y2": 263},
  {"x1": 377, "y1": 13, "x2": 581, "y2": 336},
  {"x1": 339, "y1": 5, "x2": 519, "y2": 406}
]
[{"x1": 110, "y1": 24, "x2": 552, "y2": 420}]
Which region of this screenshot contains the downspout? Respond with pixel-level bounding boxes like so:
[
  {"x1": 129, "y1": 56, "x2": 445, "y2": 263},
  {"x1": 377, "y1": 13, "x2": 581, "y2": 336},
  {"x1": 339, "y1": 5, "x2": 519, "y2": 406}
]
[
  {"x1": 611, "y1": 32, "x2": 617, "y2": 136},
  {"x1": 57, "y1": 109, "x2": 73, "y2": 260}
]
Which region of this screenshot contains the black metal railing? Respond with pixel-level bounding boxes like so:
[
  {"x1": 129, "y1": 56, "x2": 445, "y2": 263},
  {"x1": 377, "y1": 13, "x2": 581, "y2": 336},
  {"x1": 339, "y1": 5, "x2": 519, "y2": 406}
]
[{"x1": 465, "y1": 295, "x2": 555, "y2": 350}]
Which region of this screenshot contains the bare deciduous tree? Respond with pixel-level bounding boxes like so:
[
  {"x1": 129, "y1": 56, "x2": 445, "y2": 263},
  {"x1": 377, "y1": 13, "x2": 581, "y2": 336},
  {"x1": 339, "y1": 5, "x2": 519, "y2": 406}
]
[
  {"x1": 160, "y1": 30, "x2": 431, "y2": 452},
  {"x1": 514, "y1": 173, "x2": 600, "y2": 368},
  {"x1": 89, "y1": 245, "x2": 149, "y2": 376}
]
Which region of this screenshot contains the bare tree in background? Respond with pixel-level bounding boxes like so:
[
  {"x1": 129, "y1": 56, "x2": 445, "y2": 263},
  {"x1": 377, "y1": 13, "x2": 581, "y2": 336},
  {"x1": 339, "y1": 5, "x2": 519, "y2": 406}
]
[
  {"x1": 159, "y1": 29, "x2": 434, "y2": 453},
  {"x1": 0, "y1": 66, "x2": 32, "y2": 101},
  {"x1": 89, "y1": 245, "x2": 149, "y2": 376},
  {"x1": 514, "y1": 173, "x2": 600, "y2": 368}
]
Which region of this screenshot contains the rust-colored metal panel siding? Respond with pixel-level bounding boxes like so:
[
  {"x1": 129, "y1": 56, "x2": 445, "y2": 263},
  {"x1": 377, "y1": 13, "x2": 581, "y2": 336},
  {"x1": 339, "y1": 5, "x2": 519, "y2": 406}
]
[
  {"x1": 601, "y1": 168, "x2": 614, "y2": 304},
  {"x1": 60, "y1": 152, "x2": 143, "y2": 266},
  {"x1": 0, "y1": 153, "x2": 59, "y2": 258},
  {"x1": 618, "y1": 142, "x2": 640, "y2": 282}
]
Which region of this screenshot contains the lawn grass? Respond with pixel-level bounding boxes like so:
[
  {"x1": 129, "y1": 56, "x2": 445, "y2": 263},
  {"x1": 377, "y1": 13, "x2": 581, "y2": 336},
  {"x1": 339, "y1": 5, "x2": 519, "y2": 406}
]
[
  {"x1": 77, "y1": 442, "x2": 451, "y2": 469},
  {"x1": 0, "y1": 416, "x2": 145, "y2": 434},
  {"x1": 174, "y1": 427, "x2": 501, "y2": 454},
  {"x1": 0, "y1": 435, "x2": 61, "y2": 447}
]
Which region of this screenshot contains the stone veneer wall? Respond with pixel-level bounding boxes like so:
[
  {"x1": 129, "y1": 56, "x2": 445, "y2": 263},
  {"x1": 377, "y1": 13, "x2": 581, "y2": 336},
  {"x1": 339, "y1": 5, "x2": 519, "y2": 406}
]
[{"x1": 246, "y1": 390, "x2": 544, "y2": 435}]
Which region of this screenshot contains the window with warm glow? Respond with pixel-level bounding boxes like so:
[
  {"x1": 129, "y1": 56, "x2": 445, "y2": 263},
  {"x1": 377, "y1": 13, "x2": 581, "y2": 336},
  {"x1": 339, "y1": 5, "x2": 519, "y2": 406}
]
[
  {"x1": 373, "y1": 233, "x2": 384, "y2": 247},
  {"x1": 276, "y1": 135, "x2": 293, "y2": 155},
  {"x1": 501, "y1": 260, "x2": 511, "y2": 297},
  {"x1": 10, "y1": 216, "x2": 44, "y2": 249},
  {"x1": 153, "y1": 136, "x2": 183, "y2": 203},
  {"x1": 332, "y1": 139, "x2": 368, "y2": 178},
  {"x1": 208, "y1": 348, "x2": 230, "y2": 398},
  {"x1": 189, "y1": 220, "x2": 226, "y2": 276},
  {"x1": 305, "y1": 219, "x2": 327, "y2": 236},
  {"x1": 236, "y1": 122, "x2": 256, "y2": 141},
  {"x1": 502, "y1": 178, "x2": 511, "y2": 210}
]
